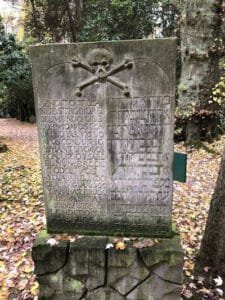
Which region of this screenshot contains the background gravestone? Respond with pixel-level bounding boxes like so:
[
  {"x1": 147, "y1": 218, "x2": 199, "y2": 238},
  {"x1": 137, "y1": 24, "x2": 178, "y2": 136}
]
[{"x1": 30, "y1": 38, "x2": 176, "y2": 237}]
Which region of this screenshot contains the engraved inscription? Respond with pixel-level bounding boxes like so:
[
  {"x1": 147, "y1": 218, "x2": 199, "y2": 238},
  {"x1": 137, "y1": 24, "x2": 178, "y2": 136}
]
[
  {"x1": 107, "y1": 95, "x2": 172, "y2": 222},
  {"x1": 39, "y1": 97, "x2": 108, "y2": 217},
  {"x1": 31, "y1": 39, "x2": 176, "y2": 236}
]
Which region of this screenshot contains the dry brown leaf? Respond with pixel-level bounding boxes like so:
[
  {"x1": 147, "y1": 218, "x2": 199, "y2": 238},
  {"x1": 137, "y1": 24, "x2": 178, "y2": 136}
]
[
  {"x1": 182, "y1": 289, "x2": 193, "y2": 299},
  {"x1": 133, "y1": 239, "x2": 156, "y2": 249},
  {"x1": 115, "y1": 242, "x2": 126, "y2": 250}
]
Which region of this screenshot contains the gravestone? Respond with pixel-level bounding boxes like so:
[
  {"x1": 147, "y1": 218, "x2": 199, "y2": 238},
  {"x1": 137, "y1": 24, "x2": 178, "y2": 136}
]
[
  {"x1": 31, "y1": 39, "x2": 183, "y2": 300},
  {"x1": 30, "y1": 38, "x2": 176, "y2": 237}
]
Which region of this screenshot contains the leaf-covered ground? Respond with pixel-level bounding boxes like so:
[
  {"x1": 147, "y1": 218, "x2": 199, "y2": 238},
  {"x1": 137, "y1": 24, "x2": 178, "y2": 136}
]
[
  {"x1": 0, "y1": 118, "x2": 225, "y2": 299},
  {"x1": 174, "y1": 140, "x2": 225, "y2": 300}
]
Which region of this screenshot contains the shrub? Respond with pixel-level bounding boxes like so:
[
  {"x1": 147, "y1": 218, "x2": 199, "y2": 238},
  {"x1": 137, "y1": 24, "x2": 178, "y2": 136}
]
[{"x1": 0, "y1": 21, "x2": 34, "y2": 121}]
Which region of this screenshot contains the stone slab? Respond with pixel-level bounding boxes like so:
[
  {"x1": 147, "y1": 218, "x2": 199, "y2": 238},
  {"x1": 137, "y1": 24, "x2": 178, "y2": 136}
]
[{"x1": 30, "y1": 39, "x2": 176, "y2": 236}]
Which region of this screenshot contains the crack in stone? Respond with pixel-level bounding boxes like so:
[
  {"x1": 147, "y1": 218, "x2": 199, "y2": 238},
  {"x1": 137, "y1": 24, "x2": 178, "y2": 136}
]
[
  {"x1": 107, "y1": 248, "x2": 153, "y2": 297},
  {"x1": 84, "y1": 247, "x2": 109, "y2": 298},
  {"x1": 36, "y1": 241, "x2": 70, "y2": 277},
  {"x1": 137, "y1": 248, "x2": 152, "y2": 272},
  {"x1": 90, "y1": 248, "x2": 108, "y2": 291},
  {"x1": 104, "y1": 248, "x2": 108, "y2": 285},
  {"x1": 109, "y1": 249, "x2": 153, "y2": 297},
  {"x1": 35, "y1": 238, "x2": 182, "y2": 298},
  {"x1": 109, "y1": 285, "x2": 127, "y2": 298},
  {"x1": 138, "y1": 249, "x2": 182, "y2": 285},
  {"x1": 124, "y1": 273, "x2": 151, "y2": 297},
  {"x1": 79, "y1": 288, "x2": 88, "y2": 300},
  {"x1": 152, "y1": 271, "x2": 182, "y2": 286}
]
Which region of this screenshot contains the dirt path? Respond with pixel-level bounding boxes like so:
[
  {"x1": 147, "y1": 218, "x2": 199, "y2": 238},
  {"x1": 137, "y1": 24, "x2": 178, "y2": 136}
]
[{"x1": 0, "y1": 118, "x2": 38, "y2": 142}]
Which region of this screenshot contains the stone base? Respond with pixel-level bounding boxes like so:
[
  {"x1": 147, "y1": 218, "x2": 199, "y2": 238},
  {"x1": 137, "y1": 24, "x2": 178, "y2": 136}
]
[{"x1": 32, "y1": 231, "x2": 183, "y2": 300}]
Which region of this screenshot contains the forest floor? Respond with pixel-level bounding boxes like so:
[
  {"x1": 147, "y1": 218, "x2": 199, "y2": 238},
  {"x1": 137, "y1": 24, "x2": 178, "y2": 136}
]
[{"x1": 0, "y1": 118, "x2": 225, "y2": 300}]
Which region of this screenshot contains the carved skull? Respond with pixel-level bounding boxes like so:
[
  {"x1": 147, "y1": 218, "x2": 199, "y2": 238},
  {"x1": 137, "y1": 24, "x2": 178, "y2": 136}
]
[{"x1": 88, "y1": 48, "x2": 113, "y2": 81}]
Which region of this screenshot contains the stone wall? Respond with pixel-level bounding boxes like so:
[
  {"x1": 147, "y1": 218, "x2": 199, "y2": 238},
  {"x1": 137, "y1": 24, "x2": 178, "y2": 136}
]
[{"x1": 32, "y1": 231, "x2": 183, "y2": 300}]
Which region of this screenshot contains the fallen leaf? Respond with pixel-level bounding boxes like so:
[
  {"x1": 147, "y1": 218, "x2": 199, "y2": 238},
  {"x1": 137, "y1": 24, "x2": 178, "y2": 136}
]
[
  {"x1": 203, "y1": 266, "x2": 210, "y2": 272},
  {"x1": 46, "y1": 238, "x2": 59, "y2": 246},
  {"x1": 182, "y1": 289, "x2": 193, "y2": 299},
  {"x1": 197, "y1": 276, "x2": 205, "y2": 285},
  {"x1": 105, "y1": 243, "x2": 114, "y2": 249},
  {"x1": 133, "y1": 239, "x2": 156, "y2": 249},
  {"x1": 214, "y1": 275, "x2": 223, "y2": 287},
  {"x1": 198, "y1": 287, "x2": 210, "y2": 294},
  {"x1": 69, "y1": 237, "x2": 76, "y2": 242},
  {"x1": 185, "y1": 270, "x2": 192, "y2": 277},
  {"x1": 123, "y1": 237, "x2": 130, "y2": 242},
  {"x1": 18, "y1": 279, "x2": 28, "y2": 291},
  {"x1": 30, "y1": 281, "x2": 39, "y2": 296},
  {"x1": 215, "y1": 288, "x2": 224, "y2": 297},
  {"x1": 115, "y1": 242, "x2": 125, "y2": 250},
  {"x1": 189, "y1": 282, "x2": 197, "y2": 289},
  {"x1": 24, "y1": 265, "x2": 33, "y2": 273}
]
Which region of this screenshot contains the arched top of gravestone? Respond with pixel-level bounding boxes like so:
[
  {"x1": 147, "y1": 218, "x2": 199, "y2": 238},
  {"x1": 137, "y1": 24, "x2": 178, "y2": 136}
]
[
  {"x1": 37, "y1": 57, "x2": 171, "y2": 100},
  {"x1": 31, "y1": 38, "x2": 176, "y2": 100}
]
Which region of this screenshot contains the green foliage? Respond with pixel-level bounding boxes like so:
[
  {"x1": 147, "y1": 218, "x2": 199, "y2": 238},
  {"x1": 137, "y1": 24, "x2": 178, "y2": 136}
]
[
  {"x1": 24, "y1": 0, "x2": 84, "y2": 42},
  {"x1": 210, "y1": 63, "x2": 225, "y2": 131},
  {"x1": 175, "y1": 63, "x2": 225, "y2": 141},
  {"x1": 79, "y1": 0, "x2": 178, "y2": 42},
  {"x1": 1, "y1": 1, "x2": 178, "y2": 122},
  {"x1": 25, "y1": 0, "x2": 178, "y2": 42},
  {"x1": 0, "y1": 17, "x2": 34, "y2": 121},
  {"x1": 210, "y1": 64, "x2": 225, "y2": 108}
]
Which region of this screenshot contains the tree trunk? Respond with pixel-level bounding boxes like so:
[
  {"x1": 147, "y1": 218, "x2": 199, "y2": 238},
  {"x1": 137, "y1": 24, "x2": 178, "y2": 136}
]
[
  {"x1": 200, "y1": 145, "x2": 225, "y2": 275},
  {"x1": 177, "y1": 0, "x2": 223, "y2": 141},
  {"x1": 65, "y1": 0, "x2": 77, "y2": 42},
  {"x1": 29, "y1": 0, "x2": 41, "y2": 41}
]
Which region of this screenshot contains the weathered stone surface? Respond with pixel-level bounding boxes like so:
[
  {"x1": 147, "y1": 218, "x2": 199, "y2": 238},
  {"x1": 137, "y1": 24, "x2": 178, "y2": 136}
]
[
  {"x1": 30, "y1": 38, "x2": 176, "y2": 237},
  {"x1": 107, "y1": 247, "x2": 149, "y2": 295},
  {"x1": 32, "y1": 230, "x2": 69, "y2": 275},
  {"x1": 139, "y1": 234, "x2": 183, "y2": 266},
  {"x1": 85, "y1": 288, "x2": 125, "y2": 300},
  {"x1": 33, "y1": 233, "x2": 183, "y2": 299},
  {"x1": 139, "y1": 234, "x2": 183, "y2": 283},
  {"x1": 38, "y1": 270, "x2": 86, "y2": 299},
  {"x1": 151, "y1": 261, "x2": 183, "y2": 284},
  {"x1": 38, "y1": 270, "x2": 64, "y2": 298},
  {"x1": 126, "y1": 274, "x2": 181, "y2": 300},
  {"x1": 64, "y1": 236, "x2": 107, "y2": 290}
]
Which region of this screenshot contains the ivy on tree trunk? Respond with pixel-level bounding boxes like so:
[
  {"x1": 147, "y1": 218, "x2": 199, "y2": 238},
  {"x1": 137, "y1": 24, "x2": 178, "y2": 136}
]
[{"x1": 177, "y1": 0, "x2": 223, "y2": 141}]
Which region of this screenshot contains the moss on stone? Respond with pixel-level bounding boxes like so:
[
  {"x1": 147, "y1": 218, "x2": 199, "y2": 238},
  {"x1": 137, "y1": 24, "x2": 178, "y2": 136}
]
[
  {"x1": 35, "y1": 229, "x2": 50, "y2": 245},
  {"x1": 33, "y1": 233, "x2": 183, "y2": 299},
  {"x1": 138, "y1": 234, "x2": 183, "y2": 269},
  {"x1": 63, "y1": 277, "x2": 84, "y2": 293}
]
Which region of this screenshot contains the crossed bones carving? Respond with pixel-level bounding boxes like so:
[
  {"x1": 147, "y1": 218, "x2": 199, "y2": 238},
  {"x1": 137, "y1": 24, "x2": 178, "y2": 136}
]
[{"x1": 72, "y1": 48, "x2": 133, "y2": 97}]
